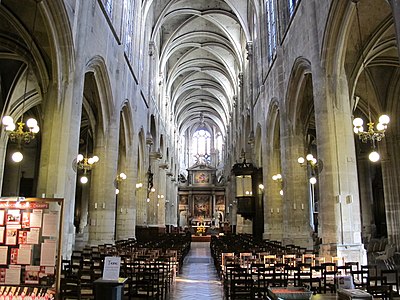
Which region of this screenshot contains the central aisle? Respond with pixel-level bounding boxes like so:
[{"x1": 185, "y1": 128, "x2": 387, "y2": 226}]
[{"x1": 169, "y1": 241, "x2": 224, "y2": 300}]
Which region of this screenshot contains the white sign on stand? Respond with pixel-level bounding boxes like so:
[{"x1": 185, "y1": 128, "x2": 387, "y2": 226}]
[{"x1": 102, "y1": 256, "x2": 121, "y2": 281}]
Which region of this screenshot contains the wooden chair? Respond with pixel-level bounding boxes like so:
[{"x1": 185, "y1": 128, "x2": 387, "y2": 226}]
[
  {"x1": 322, "y1": 262, "x2": 337, "y2": 293},
  {"x1": 297, "y1": 264, "x2": 322, "y2": 294},
  {"x1": 60, "y1": 274, "x2": 81, "y2": 300}
]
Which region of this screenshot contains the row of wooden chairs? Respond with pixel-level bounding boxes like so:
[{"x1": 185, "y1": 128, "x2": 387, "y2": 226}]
[{"x1": 60, "y1": 233, "x2": 191, "y2": 299}]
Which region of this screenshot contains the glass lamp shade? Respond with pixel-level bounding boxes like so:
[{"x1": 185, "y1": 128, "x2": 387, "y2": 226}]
[
  {"x1": 119, "y1": 173, "x2": 127, "y2": 180},
  {"x1": 297, "y1": 157, "x2": 305, "y2": 164},
  {"x1": 353, "y1": 117, "x2": 364, "y2": 127},
  {"x1": 26, "y1": 118, "x2": 37, "y2": 128},
  {"x1": 309, "y1": 177, "x2": 317, "y2": 185},
  {"x1": 379, "y1": 115, "x2": 390, "y2": 125},
  {"x1": 115, "y1": 188, "x2": 120, "y2": 195},
  {"x1": 80, "y1": 176, "x2": 88, "y2": 184},
  {"x1": 31, "y1": 125, "x2": 40, "y2": 133},
  {"x1": 5, "y1": 123, "x2": 16, "y2": 131},
  {"x1": 369, "y1": 151, "x2": 380, "y2": 162},
  {"x1": 376, "y1": 123, "x2": 385, "y2": 131},
  {"x1": 12, "y1": 151, "x2": 23, "y2": 162},
  {"x1": 2, "y1": 116, "x2": 14, "y2": 126},
  {"x1": 306, "y1": 154, "x2": 314, "y2": 161},
  {"x1": 77, "y1": 154, "x2": 84, "y2": 162}
]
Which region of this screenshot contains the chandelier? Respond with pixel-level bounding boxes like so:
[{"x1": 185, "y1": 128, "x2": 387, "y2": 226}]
[
  {"x1": 2, "y1": 2, "x2": 40, "y2": 163},
  {"x1": 351, "y1": 0, "x2": 390, "y2": 162},
  {"x1": 75, "y1": 154, "x2": 99, "y2": 184}
]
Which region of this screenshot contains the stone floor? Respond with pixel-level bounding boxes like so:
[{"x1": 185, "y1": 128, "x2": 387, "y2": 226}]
[
  {"x1": 168, "y1": 242, "x2": 340, "y2": 299},
  {"x1": 168, "y1": 242, "x2": 224, "y2": 299}
]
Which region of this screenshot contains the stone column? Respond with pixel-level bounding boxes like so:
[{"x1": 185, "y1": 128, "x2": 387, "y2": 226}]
[
  {"x1": 36, "y1": 77, "x2": 82, "y2": 259},
  {"x1": 357, "y1": 157, "x2": 375, "y2": 239},
  {"x1": 115, "y1": 144, "x2": 138, "y2": 240},
  {"x1": 382, "y1": 134, "x2": 400, "y2": 248},
  {"x1": 315, "y1": 70, "x2": 365, "y2": 263},
  {"x1": 88, "y1": 120, "x2": 119, "y2": 245},
  {"x1": 281, "y1": 134, "x2": 313, "y2": 249},
  {"x1": 157, "y1": 166, "x2": 166, "y2": 228}
]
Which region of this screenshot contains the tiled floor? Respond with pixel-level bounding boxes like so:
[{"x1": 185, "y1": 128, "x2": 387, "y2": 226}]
[{"x1": 168, "y1": 242, "x2": 341, "y2": 299}]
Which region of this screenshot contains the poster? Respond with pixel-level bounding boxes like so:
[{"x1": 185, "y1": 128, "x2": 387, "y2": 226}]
[
  {"x1": 0, "y1": 211, "x2": 4, "y2": 226},
  {"x1": 21, "y1": 212, "x2": 30, "y2": 228},
  {"x1": 26, "y1": 228, "x2": 40, "y2": 245},
  {"x1": 42, "y1": 212, "x2": 58, "y2": 237},
  {"x1": 30, "y1": 209, "x2": 42, "y2": 228},
  {"x1": 6, "y1": 210, "x2": 20, "y2": 225},
  {"x1": 0, "y1": 247, "x2": 8, "y2": 265},
  {"x1": 40, "y1": 240, "x2": 56, "y2": 266},
  {"x1": 16, "y1": 244, "x2": 32, "y2": 265},
  {"x1": 5, "y1": 226, "x2": 19, "y2": 245},
  {"x1": 0, "y1": 227, "x2": 4, "y2": 244},
  {"x1": 24, "y1": 266, "x2": 40, "y2": 284},
  {"x1": 5, "y1": 265, "x2": 21, "y2": 285}
]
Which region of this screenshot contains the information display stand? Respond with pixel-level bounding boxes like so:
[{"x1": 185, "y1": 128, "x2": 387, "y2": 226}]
[
  {"x1": 0, "y1": 197, "x2": 63, "y2": 299},
  {"x1": 93, "y1": 278, "x2": 127, "y2": 300}
]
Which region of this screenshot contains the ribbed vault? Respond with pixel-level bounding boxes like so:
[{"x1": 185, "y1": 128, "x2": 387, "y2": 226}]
[{"x1": 147, "y1": 0, "x2": 250, "y2": 144}]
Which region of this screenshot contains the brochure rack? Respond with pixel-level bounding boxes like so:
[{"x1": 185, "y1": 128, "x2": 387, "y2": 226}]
[{"x1": 0, "y1": 197, "x2": 63, "y2": 299}]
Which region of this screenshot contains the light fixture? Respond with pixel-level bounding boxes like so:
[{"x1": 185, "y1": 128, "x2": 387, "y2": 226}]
[
  {"x1": 272, "y1": 173, "x2": 283, "y2": 196},
  {"x1": 74, "y1": 154, "x2": 99, "y2": 184},
  {"x1": 2, "y1": 2, "x2": 41, "y2": 162},
  {"x1": 351, "y1": 0, "x2": 390, "y2": 162},
  {"x1": 298, "y1": 153, "x2": 322, "y2": 184},
  {"x1": 11, "y1": 151, "x2": 24, "y2": 163},
  {"x1": 114, "y1": 172, "x2": 127, "y2": 194}
]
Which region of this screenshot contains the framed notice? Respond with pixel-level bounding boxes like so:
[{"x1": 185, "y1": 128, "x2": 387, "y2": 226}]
[
  {"x1": 102, "y1": 256, "x2": 121, "y2": 281},
  {"x1": 0, "y1": 211, "x2": 4, "y2": 226}
]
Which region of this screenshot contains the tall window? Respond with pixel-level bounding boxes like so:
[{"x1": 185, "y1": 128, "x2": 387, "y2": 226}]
[
  {"x1": 288, "y1": 0, "x2": 296, "y2": 16},
  {"x1": 123, "y1": 0, "x2": 135, "y2": 62},
  {"x1": 266, "y1": 0, "x2": 277, "y2": 61},
  {"x1": 192, "y1": 130, "x2": 211, "y2": 164},
  {"x1": 216, "y1": 133, "x2": 223, "y2": 163}
]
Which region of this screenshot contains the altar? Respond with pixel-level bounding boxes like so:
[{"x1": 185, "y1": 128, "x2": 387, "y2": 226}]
[{"x1": 178, "y1": 161, "x2": 226, "y2": 232}]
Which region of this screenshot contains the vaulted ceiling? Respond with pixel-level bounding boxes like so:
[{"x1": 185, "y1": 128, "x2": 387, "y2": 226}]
[{"x1": 146, "y1": 0, "x2": 252, "y2": 137}]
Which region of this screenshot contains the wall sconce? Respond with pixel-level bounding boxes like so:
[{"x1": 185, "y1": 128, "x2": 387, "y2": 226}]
[
  {"x1": 74, "y1": 154, "x2": 99, "y2": 184},
  {"x1": 272, "y1": 173, "x2": 283, "y2": 196},
  {"x1": 114, "y1": 172, "x2": 127, "y2": 194},
  {"x1": 298, "y1": 154, "x2": 322, "y2": 184}
]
